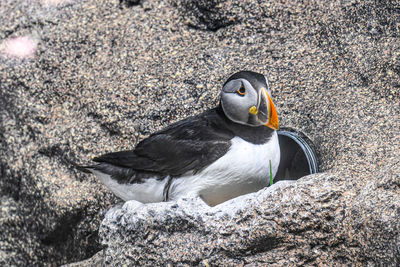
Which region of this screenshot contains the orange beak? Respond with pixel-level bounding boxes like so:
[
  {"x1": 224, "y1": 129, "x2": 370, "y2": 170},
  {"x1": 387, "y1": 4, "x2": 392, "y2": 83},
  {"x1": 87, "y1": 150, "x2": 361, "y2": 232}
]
[{"x1": 265, "y1": 92, "x2": 279, "y2": 130}]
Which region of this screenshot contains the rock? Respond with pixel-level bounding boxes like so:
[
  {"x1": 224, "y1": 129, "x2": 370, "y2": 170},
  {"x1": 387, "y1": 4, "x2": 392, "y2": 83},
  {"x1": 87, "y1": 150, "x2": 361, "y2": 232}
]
[
  {"x1": 345, "y1": 160, "x2": 400, "y2": 264},
  {"x1": 0, "y1": 0, "x2": 399, "y2": 266},
  {"x1": 120, "y1": 0, "x2": 142, "y2": 8},
  {"x1": 172, "y1": 0, "x2": 243, "y2": 31},
  {"x1": 88, "y1": 162, "x2": 399, "y2": 266},
  {"x1": 63, "y1": 251, "x2": 105, "y2": 267},
  {"x1": 96, "y1": 168, "x2": 399, "y2": 266}
]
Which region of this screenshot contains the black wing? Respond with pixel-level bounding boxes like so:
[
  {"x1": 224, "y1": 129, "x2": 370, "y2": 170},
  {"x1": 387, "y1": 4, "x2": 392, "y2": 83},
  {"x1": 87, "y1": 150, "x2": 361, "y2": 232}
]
[{"x1": 92, "y1": 108, "x2": 234, "y2": 182}]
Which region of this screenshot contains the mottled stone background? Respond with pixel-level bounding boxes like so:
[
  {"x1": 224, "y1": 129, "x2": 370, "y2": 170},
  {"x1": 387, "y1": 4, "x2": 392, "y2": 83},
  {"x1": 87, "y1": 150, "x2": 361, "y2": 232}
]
[{"x1": 0, "y1": 0, "x2": 399, "y2": 266}]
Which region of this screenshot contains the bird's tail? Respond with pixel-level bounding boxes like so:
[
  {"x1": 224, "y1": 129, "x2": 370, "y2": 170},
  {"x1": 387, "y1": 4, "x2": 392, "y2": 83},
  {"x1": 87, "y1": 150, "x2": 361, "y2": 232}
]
[{"x1": 61, "y1": 157, "x2": 95, "y2": 174}]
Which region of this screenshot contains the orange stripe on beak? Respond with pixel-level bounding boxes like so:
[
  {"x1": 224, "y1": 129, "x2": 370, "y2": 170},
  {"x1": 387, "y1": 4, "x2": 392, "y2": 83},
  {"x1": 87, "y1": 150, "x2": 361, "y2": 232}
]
[{"x1": 266, "y1": 93, "x2": 279, "y2": 130}]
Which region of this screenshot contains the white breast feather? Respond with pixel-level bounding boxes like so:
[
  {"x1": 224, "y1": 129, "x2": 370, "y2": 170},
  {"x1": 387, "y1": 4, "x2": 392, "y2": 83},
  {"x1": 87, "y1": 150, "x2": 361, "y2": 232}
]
[
  {"x1": 92, "y1": 170, "x2": 167, "y2": 203},
  {"x1": 169, "y1": 131, "x2": 280, "y2": 206},
  {"x1": 92, "y1": 131, "x2": 280, "y2": 206}
]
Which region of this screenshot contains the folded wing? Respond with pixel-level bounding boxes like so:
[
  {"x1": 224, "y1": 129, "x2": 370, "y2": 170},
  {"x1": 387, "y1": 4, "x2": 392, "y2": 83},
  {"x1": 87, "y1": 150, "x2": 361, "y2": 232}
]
[{"x1": 93, "y1": 109, "x2": 234, "y2": 182}]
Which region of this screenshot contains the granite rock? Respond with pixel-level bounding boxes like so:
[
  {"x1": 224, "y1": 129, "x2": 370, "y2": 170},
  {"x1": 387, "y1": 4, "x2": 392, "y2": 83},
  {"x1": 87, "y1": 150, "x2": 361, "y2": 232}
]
[
  {"x1": 0, "y1": 0, "x2": 399, "y2": 265},
  {"x1": 97, "y1": 169, "x2": 399, "y2": 266}
]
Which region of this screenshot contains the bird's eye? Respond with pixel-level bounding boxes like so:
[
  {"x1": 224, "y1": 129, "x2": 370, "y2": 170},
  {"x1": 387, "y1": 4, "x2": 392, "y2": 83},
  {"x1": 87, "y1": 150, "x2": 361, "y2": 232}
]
[{"x1": 236, "y1": 85, "x2": 246, "y2": 96}]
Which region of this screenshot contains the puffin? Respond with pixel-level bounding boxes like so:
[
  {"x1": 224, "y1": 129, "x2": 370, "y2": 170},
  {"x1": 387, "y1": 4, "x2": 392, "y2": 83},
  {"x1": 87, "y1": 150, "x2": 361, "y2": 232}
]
[{"x1": 79, "y1": 71, "x2": 280, "y2": 206}]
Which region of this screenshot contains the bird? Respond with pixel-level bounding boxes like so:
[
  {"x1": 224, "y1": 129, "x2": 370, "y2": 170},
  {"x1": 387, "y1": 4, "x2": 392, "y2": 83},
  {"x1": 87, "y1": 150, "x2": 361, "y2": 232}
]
[{"x1": 78, "y1": 71, "x2": 280, "y2": 206}]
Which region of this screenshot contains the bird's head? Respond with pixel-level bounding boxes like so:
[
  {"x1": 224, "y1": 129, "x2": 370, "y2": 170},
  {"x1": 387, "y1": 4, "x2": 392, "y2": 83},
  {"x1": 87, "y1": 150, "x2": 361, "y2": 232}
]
[{"x1": 220, "y1": 71, "x2": 279, "y2": 130}]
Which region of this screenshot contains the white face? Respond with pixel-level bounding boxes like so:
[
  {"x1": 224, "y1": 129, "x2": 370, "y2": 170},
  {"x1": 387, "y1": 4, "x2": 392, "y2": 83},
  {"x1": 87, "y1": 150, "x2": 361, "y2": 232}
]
[
  {"x1": 220, "y1": 71, "x2": 279, "y2": 129},
  {"x1": 221, "y1": 78, "x2": 259, "y2": 126}
]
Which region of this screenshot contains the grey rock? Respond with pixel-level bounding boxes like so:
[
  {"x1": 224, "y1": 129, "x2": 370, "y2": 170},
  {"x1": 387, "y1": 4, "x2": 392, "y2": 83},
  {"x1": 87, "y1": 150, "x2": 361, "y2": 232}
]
[
  {"x1": 120, "y1": 0, "x2": 142, "y2": 8},
  {"x1": 63, "y1": 251, "x2": 105, "y2": 267},
  {"x1": 172, "y1": 0, "x2": 243, "y2": 31},
  {"x1": 97, "y1": 169, "x2": 399, "y2": 266},
  {"x1": 0, "y1": 0, "x2": 399, "y2": 265}
]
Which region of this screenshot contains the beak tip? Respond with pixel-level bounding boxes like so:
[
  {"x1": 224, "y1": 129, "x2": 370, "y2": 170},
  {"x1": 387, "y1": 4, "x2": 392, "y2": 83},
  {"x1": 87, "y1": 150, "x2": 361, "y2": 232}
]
[{"x1": 266, "y1": 121, "x2": 279, "y2": 131}]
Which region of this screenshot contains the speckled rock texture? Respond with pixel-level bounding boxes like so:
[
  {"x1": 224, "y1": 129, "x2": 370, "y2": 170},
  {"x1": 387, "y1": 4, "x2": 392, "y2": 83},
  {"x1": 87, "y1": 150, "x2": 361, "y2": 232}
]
[
  {"x1": 0, "y1": 0, "x2": 399, "y2": 266},
  {"x1": 98, "y1": 169, "x2": 400, "y2": 266}
]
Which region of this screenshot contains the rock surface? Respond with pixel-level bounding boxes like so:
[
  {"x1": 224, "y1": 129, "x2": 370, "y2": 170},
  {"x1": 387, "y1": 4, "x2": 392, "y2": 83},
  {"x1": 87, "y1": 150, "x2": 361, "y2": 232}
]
[
  {"x1": 97, "y1": 170, "x2": 399, "y2": 266},
  {"x1": 0, "y1": 0, "x2": 399, "y2": 266}
]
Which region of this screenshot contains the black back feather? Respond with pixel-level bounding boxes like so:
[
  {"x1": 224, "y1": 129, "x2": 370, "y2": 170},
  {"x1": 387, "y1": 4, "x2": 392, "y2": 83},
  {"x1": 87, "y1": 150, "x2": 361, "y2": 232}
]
[{"x1": 92, "y1": 106, "x2": 274, "y2": 184}]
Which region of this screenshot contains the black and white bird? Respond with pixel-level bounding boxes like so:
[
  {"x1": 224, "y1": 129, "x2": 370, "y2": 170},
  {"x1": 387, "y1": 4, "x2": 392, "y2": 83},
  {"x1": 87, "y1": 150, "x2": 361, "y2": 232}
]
[{"x1": 79, "y1": 71, "x2": 280, "y2": 206}]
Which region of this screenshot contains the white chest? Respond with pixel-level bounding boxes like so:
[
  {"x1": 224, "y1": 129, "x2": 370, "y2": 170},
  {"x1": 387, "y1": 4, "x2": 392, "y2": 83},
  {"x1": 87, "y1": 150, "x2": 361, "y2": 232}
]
[
  {"x1": 170, "y1": 131, "x2": 281, "y2": 206},
  {"x1": 214, "y1": 131, "x2": 280, "y2": 182}
]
